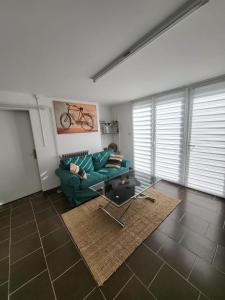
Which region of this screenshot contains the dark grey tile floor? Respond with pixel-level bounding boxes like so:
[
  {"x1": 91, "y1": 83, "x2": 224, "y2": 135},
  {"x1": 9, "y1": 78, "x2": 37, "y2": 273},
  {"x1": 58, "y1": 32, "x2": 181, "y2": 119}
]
[{"x1": 0, "y1": 180, "x2": 224, "y2": 300}]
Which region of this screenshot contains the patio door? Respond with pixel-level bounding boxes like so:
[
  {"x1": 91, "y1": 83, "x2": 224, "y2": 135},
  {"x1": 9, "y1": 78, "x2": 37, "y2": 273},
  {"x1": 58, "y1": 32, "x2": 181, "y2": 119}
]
[
  {"x1": 132, "y1": 79, "x2": 225, "y2": 197},
  {"x1": 187, "y1": 82, "x2": 225, "y2": 197}
]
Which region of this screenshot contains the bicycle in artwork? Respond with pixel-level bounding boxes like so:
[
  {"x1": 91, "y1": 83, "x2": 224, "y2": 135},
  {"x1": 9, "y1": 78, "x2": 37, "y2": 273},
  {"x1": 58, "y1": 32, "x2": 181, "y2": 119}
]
[{"x1": 60, "y1": 103, "x2": 94, "y2": 131}]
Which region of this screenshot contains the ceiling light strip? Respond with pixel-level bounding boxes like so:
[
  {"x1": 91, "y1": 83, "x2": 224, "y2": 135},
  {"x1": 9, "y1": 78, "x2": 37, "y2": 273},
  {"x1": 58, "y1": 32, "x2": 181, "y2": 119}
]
[{"x1": 91, "y1": 0, "x2": 209, "y2": 82}]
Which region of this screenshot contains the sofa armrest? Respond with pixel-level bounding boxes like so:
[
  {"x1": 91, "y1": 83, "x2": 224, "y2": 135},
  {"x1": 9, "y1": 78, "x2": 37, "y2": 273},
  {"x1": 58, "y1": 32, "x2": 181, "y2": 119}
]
[
  {"x1": 121, "y1": 159, "x2": 131, "y2": 169},
  {"x1": 55, "y1": 168, "x2": 80, "y2": 187}
]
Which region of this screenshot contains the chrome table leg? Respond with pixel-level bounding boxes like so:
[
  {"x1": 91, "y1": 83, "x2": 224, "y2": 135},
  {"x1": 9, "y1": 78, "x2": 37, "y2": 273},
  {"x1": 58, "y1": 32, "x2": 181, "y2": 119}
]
[{"x1": 98, "y1": 205, "x2": 125, "y2": 227}]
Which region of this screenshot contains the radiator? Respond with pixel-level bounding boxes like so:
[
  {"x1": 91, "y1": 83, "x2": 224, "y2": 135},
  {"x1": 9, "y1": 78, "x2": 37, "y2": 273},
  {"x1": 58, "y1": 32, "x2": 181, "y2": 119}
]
[{"x1": 60, "y1": 150, "x2": 89, "y2": 159}]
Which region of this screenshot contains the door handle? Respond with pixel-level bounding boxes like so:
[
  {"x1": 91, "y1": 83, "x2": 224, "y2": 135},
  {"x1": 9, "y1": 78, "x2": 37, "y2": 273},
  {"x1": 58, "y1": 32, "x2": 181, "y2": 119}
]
[{"x1": 33, "y1": 149, "x2": 37, "y2": 160}]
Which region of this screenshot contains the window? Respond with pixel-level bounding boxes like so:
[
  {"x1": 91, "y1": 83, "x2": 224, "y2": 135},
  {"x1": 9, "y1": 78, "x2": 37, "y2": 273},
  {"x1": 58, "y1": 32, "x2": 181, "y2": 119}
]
[
  {"x1": 155, "y1": 92, "x2": 185, "y2": 183},
  {"x1": 132, "y1": 79, "x2": 225, "y2": 198},
  {"x1": 132, "y1": 101, "x2": 152, "y2": 174}
]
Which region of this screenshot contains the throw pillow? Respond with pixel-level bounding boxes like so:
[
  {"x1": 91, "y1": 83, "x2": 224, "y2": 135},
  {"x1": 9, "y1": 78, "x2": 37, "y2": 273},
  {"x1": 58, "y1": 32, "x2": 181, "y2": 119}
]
[
  {"x1": 70, "y1": 163, "x2": 87, "y2": 179},
  {"x1": 105, "y1": 154, "x2": 123, "y2": 168},
  {"x1": 92, "y1": 150, "x2": 112, "y2": 170}
]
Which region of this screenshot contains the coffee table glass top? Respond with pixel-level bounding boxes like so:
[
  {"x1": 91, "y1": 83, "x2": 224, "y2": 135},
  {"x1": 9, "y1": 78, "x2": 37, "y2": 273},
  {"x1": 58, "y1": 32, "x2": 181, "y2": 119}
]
[{"x1": 89, "y1": 170, "x2": 160, "y2": 207}]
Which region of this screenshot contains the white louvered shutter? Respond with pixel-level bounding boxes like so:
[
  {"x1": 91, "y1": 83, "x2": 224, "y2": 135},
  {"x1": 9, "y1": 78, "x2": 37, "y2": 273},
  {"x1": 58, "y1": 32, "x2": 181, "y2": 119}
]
[
  {"x1": 155, "y1": 92, "x2": 185, "y2": 183},
  {"x1": 132, "y1": 101, "x2": 152, "y2": 174},
  {"x1": 187, "y1": 82, "x2": 225, "y2": 197}
]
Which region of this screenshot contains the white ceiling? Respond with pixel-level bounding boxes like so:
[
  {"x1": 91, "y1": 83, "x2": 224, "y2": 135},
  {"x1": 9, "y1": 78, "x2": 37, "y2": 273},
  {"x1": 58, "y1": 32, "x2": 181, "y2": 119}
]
[{"x1": 0, "y1": 0, "x2": 225, "y2": 104}]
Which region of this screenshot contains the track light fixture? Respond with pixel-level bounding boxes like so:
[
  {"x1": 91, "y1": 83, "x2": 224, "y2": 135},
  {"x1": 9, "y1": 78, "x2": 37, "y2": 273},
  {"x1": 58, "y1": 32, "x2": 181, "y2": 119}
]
[{"x1": 91, "y1": 0, "x2": 209, "y2": 82}]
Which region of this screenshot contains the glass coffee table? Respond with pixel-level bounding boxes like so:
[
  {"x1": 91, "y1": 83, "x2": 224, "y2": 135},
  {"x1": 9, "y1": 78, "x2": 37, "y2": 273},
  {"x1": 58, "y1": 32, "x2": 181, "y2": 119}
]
[{"x1": 89, "y1": 170, "x2": 161, "y2": 227}]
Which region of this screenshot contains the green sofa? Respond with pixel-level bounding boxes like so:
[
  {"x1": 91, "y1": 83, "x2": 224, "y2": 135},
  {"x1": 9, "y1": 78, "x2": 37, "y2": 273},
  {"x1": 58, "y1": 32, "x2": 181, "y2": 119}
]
[{"x1": 55, "y1": 150, "x2": 131, "y2": 207}]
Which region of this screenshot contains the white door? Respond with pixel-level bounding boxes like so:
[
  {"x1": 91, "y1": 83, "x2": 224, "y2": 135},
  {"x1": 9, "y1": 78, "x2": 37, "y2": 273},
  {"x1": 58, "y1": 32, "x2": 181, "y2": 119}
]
[
  {"x1": 0, "y1": 110, "x2": 42, "y2": 204},
  {"x1": 187, "y1": 82, "x2": 225, "y2": 197}
]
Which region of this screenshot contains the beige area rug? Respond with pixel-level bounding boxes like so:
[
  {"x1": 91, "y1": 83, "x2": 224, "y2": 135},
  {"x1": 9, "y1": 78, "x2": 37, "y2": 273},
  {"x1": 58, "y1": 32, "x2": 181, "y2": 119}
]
[{"x1": 62, "y1": 187, "x2": 181, "y2": 286}]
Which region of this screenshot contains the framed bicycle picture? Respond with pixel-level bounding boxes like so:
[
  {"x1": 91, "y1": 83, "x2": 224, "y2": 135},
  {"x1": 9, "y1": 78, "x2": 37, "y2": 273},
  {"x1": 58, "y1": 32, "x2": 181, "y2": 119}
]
[{"x1": 53, "y1": 101, "x2": 98, "y2": 134}]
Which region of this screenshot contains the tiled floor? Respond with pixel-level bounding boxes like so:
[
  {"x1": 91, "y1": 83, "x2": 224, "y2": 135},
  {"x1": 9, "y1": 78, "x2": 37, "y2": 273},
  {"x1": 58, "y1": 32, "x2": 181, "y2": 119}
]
[{"x1": 0, "y1": 180, "x2": 224, "y2": 300}]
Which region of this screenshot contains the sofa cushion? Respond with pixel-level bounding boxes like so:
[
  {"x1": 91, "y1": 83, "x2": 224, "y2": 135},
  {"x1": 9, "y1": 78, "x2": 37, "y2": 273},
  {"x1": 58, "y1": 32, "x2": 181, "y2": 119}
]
[
  {"x1": 60, "y1": 154, "x2": 94, "y2": 173},
  {"x1": 70, "y1": 163, "x2": 87, "y2": 179},
  {"x1": 97, "y1": 167, "x2": 128, "y2": 180},
  {"x1": 92, "y1": 150, "x2": 112, "y2": 170},
  {"x1": 106, "y1": 154, "x2": 123, "y2": 168},
  {"x1": 79, "y1": 171, "x2": 106, "y2": 190}
]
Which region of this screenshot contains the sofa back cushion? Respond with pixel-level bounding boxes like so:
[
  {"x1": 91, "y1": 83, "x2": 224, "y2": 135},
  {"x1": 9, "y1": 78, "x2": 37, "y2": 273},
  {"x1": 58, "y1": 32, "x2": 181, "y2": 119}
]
[
  {"x1": 60, "y1": 154, "x2": 94, "y2": 173},
  {"x1": 105, "y1": 154, "x2": 123, "y2": 168},
  {"x1": 92, "y1": 150, "x2": 112, "y2": 170}
]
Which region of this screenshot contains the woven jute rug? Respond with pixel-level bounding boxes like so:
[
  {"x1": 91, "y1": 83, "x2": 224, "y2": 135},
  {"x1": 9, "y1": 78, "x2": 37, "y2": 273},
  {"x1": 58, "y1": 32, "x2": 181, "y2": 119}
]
[{"x1": 62, "y1": 187, "x2": 181, "y2": 286}]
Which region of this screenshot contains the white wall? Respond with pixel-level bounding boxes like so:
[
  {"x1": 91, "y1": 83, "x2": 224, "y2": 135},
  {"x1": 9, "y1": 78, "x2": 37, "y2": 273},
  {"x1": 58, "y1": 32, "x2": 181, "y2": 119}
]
[
  {"x1": 111, "y1": 102, "x2": 133, "y2": 164},
  {"x1": 0, "y1": 91, "x2": 104, "y2": 191}
]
